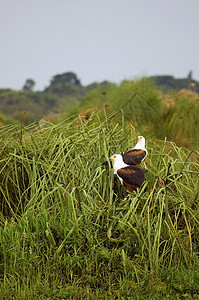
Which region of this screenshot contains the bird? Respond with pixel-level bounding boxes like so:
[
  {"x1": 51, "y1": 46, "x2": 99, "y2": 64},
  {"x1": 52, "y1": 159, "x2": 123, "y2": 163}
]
[
  {"x1": 122, "y1": 136, "x2": 147, "y2": 166},
  {"x1": 109, "y1": 154, "x2": 146, "y2": 193}
]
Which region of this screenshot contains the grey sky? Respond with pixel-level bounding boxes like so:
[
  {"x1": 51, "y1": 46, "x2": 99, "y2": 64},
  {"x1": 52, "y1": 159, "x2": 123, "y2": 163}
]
[{"x1": 1, "y1": 0, "x2": 199, "y2": 91}]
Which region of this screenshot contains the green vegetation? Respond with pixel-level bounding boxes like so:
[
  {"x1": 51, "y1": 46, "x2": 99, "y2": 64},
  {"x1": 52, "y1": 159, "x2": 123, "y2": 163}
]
[
  {"x1": 0, "y1": 87, "x2": 81, "y2": 125},
  {"x1": 0, "y1": 72, "x2": 199, "y2": 298},
  {"x1": 0, "y1": 71, "x2": 198, "y2": 128},
  {"x1": 0, "y1": 111, "x2": 199, "y2": 299},
  {"x1": 71, "y1": 77, "x2": 199, "y2": 150},
  {"x1": 151, "y1": 75, "x2": 199, "y2": 93},
  {"x1": 23, "y1": 79, "x2": 36, "y2": 92}
]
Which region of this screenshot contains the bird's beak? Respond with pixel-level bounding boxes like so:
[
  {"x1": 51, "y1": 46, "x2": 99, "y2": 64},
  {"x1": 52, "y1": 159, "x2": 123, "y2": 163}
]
[
  {"x1": 109, "y1": 155, "x2": 116, "y2": 160},
  {"x1": 138, "y1": 136, "x2": 142, "y2": 141}
]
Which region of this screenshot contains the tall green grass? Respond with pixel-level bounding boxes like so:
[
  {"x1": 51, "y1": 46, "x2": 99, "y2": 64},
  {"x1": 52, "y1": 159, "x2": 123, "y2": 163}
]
[
  {"x1": 162, "y1": 92, "x2": 199, "y2": 148},
  {"x1": 77, "y1": 78, "x2": 162, "y2": 130},
  {"x1": 0, "y1": 111, "x2": 199, "y2": 299},
  {"x1": 68, "y1": 78, "x2": 199, "y2": 150}
]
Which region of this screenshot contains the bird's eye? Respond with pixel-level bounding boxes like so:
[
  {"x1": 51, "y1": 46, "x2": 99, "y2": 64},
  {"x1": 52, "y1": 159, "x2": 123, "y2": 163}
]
[{"x1": 114, "y1": 155, "x2": 116, "y2": 158}]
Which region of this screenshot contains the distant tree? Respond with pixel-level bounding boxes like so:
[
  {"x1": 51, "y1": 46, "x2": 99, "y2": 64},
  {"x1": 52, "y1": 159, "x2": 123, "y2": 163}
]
[
  {"x1": 187, "y1": 70, "x2": 193, "y2": 80},
  {"x1": 50, "y1": 72, "x2": 81, "y2": 86},
  {"x1": 23, "y1": 79, "x2": 36, "y2": 91}
]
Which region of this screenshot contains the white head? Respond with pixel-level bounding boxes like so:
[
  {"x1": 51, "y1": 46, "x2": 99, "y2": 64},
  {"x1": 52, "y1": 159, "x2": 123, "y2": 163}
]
[
  {"x1": 109, "y1": 154, "x2": 128, "y2": 174},
  {"x1": 134, "y1": 136, "x2": 146, "y2": 149}
]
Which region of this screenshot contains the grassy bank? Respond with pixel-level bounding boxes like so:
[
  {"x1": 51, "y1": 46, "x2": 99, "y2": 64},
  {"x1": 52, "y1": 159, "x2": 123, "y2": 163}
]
[
  {"x1": 0, "y1": 111, "x2": 199, "y2": 299},
  {"x1": 69, "y1": 78, "x2": 199, "y2": 151}
]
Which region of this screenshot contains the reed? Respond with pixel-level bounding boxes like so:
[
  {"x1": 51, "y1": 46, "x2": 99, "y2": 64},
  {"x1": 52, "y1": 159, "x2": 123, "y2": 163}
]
[{"x1": 0, "y1": 111, "x2": 199, "y2": 298}]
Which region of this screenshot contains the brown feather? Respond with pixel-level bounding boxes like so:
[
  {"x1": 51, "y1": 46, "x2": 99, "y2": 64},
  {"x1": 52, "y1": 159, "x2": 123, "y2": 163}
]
[
  {"x1": 122, "y1": 149, "x2": 146, "y2": 165},
  {"x1": 117, "y1": 166, "x2": 145, "y2": 187}
]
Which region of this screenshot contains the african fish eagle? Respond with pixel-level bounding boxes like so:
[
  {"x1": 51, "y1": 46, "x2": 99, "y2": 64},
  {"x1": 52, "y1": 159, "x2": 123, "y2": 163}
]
[
  {"x1": 122, "y1": 136, "x2": 147, "y2": 165},
  {"x1": 110, "y1": 154, "x2": 145, "y2": 193}
]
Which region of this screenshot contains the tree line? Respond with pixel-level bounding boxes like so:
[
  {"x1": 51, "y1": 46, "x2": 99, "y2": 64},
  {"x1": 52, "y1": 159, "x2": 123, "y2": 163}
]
[{"x1": 0, "y1": 71, "x2": 198, "y2": 125}]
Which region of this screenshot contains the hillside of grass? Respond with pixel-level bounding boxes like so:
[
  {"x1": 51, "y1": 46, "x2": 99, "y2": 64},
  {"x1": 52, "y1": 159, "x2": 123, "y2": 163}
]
[
  {"x1": 0, "y1": 72, "x2": 198, "y2": 129},
  {"x1": 0, "y1": 74, "x2": 199, "y2": 298},
  {"x1": 0, "y1": 70, "x2": 114, "y2": 125},
  {"x1": 0, "y1": 111, "x2": 199, "y2": 299},
  {"x1": 69, "y1": 78, "x2": 199, "y2": 150},
  {"x1": 0, "y1": 87, "x2": 83, "y2": 125}
]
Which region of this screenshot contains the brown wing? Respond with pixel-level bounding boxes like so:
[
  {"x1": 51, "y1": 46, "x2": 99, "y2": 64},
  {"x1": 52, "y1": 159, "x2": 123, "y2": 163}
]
[
  {"x1": 122, "y1": 149, "x2": 146, "y2": 165},
  {"x1": 117, "y1": 165, "x2": 145, "y2": 187}
]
